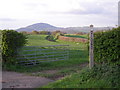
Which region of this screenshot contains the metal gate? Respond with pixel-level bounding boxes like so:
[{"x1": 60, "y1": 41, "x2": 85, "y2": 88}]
[{"x1": 17, "y1": 45, "x2": 69, "y2": 65}]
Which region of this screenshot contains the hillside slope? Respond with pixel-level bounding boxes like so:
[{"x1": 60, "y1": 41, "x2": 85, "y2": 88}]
[{"x1": 17, "y1": 23, "x2": 63, "y2": 32}]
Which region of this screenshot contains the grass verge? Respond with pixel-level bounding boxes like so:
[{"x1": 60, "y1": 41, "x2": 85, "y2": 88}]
[
  {"x1": 28, "y1": 63, "x2": 88, "y2": 80},
  {"x1": 41, "y1": 64, "x2": 120, "y2": 88}
]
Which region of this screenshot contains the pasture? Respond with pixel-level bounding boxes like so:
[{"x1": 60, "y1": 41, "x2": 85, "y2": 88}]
[
  {"x1": 64, "y1": 34, "x2": 88, "y2": 39},
  {"x1": 4, "y1": 34, "x2": 89, "y2": 80}
]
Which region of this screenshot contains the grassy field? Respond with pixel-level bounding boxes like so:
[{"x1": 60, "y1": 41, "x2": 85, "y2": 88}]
[
  {"x1": 64, "y1": 34, "x2": 88, "y2": 39},
  {"x1": 4, "y1": 34, "x2": 89, "y2": 73}
]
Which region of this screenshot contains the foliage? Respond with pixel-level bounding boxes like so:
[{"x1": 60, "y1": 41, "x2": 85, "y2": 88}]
[
  {"x1": 65, "y1": 34, "x2": 88, "y2": 39},
  {"x1": 52, "y1": 30, "x2": 65, "y2": 36},
  {"x1": 1, "y1": 30, "x2": 27, "y2": 64},
  {"x1": 42, "y1": 64, "x2": 120, "y2": 88},
  {"x1": 32, "y1": 30, "x2": 39, "y2": 34},
  {"x1": 46, "y1": 33, "x2": 61, "y2": 42},
  {"x1": 94, "y1": 27, "x2": 120, "y2": 65},
  {"x1": 76, "y1": 32, "x2": 86, "y2": 35},
  {"x1": 44, "y1": 30, "x2": 64, "y2": 42},
  {"x1": 46, "y1": 35, "x2": 56, "y2": 42},
  {"x1": 39, "y1": 31, "x2": 51, "y2": 35},
  {"x1": 54, "y1": 33, "x2": 61, "y2": 40},
  {"x1": 52, "y1": 30, "x2": 61, "y2": 36},
  {"x1": 45, "y1": 31, "x2": 66, "y2": 42},
  {"x1": 20, "y1": 31, "x2": 28, "y2": 35}
]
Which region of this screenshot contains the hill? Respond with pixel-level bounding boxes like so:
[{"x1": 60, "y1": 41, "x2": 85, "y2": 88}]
[
  {"x1": 16, "y1": 23, "x2": 114, "y2": 34},
  {"x1": 17, "y1": 23, "x2": 64, "y2": 32},
  {"x1": 64, "y1": 26, "x2": 114, "y2": 33}
]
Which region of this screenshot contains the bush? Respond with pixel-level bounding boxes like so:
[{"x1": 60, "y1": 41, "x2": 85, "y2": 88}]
[
  {"x1": 32, "y1": 30, "x2": 39, "y2": 34},
  {"x1": 52, "y1": 30, "x2": 65, "y2": 36},
  {"x1": 20, "y1": 31, "x2": 28, "y2": 35},
  {"x1": 54, "y1": 33, "x2": 61, "y2": 40},
  {"x1": 1, "y1": 30, "x2": 27, "y2": 64},
  {"x1": 76, "y1": 32, "x2": 86, "y2": 35},
  {"x1": 39, "y1": 31, "x2": 51, "y2": 35},
  {"x1": 46, "y1": 35, "x2": 56, "y2": 42},
  {"x1": 94, "y1": 27, "x2": 120, "y2": 65}
]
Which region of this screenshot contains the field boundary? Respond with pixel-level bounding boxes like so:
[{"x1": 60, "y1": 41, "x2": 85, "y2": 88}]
[{"x1": 58, "y1": 36, "x2": 88, "y2": 43}]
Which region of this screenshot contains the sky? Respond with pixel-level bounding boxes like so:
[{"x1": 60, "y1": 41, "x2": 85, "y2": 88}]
[{"x1": 0, "y1": 0, "x2": 119, "y2": 29}]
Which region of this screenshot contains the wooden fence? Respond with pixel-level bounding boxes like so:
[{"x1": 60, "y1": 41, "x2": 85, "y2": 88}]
[{"x1": 16, "y1": 45, "x2": 69, "y2": 65}]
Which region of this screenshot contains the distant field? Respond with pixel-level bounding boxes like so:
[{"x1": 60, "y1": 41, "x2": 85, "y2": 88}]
[
  {"x1": 64, "y1": 34, "x2": 88, "y2": 39},
  {"x1": 25, "y1": 34, "x2": 88, "y2": 65},
  {"x1": 26, "y1": 34, "x2": 88, "y2": 47},
  {"x1": 6, "y1": 34, "x2": 88, "y2": 72}
]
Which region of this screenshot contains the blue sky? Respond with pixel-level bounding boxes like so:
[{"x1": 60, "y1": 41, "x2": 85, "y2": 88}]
[{"x1": 0, "y1": 0, "x2": 119, "y2": 29}]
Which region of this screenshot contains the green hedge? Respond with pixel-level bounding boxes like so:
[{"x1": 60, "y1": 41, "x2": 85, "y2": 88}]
[
  {"x1": 46, "y1": 35, "x2": 56, "y2": 42},
  {"x1": 1, "y1": 30, "x2": 27, "y2": 64},
  {"x1": 94, "y1": 27, "x2": 120, "y2": 65},
  {"x1": 65, "y1": 35, "x2": 87, "y2": 39}
]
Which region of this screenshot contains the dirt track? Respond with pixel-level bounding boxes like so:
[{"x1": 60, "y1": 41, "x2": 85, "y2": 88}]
[
  {"x1": 2, "y1": 63, "x2": 88, "y2": 88},
  {"x1": 2, "y1": 71, "x2": 54, "y2": 88}
]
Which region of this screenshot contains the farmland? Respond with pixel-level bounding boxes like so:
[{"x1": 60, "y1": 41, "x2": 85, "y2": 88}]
[
  {"x1": 2, "y1": 30, "x2": 120, "y2": 88},
  {"x1": 64, "y1": 34, "x2": 88, "y2": 39},
  {"x1": 4, "y1": 34, "x2": 89, "y2": 73}
]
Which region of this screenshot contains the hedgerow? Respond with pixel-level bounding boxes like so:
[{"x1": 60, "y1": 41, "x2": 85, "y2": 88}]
[
  {"x1": 94, "y1": 27, "x2": 120, "y2": 65},
  {"x1": 1, "y1": 30, "x2": 27, "y2": 64}
]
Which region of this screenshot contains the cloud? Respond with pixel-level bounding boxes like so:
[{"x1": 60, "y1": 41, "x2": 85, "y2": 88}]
[
  {"x1": 0, "y1": 0, "x2": 118, "y2": 29},
  {"x1": 66, "y1": 8, "x2": 104, "y2": 15},
  {"x1": 0, "y1": 18, "x2": 16, "y2": 22},
  {"x1": 62, "y1": 1, "x2": 117, "y2": 15}
]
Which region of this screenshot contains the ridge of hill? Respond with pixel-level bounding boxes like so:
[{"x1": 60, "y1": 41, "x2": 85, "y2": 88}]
[
  {"x1": 16, "y1": 23, "x2": 114, "y2": 34},
  {"x1": 17, "y1": 23, "x2": 64, "y2": 32}
]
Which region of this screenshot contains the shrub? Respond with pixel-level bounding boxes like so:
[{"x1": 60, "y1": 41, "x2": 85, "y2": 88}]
[
  {"x1": 32, "y1": 30, "x2": 39, "y2": 34},
  {"x1": 76, "y1": 32, "x2": 86, "y2": 35},
  {"x1": 46, "y1": 35, "x2": 56, "y2": 42},
  {"x1": 1, "y1": 30, "x2": 27, "y2": 64},
  {"x1": 20, "y1": 31, "x2": 28, "y2": 35},
  {"x1": 39, "y1": 31, "x2": 51, "y2": 35},
  {"x1": 52, "y1": 30, "x2": 61, "y2": 36},
  {"x1": 94, "y1": 27, "x2": 120, "y2": 65},
  {"x1": 52, "y1": 30, "x2": 65, "y2": 36},
  {"x1": 54, "y1": 33, "x2": 61, "y2": 40}
]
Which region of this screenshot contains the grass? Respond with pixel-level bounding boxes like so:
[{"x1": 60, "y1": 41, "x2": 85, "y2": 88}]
[
  {"x1": 27, "y1": 34, "x2": 88, "y2": 46},
  {"x1": 3, "y1": 34, "x2": 119, "y2": 88},
  {"x1": 3, "y1": 34, "x2": 89, "y2": 73},
  {"x1": 28, "y1": 63, "x2": 87, "y2": 80},
  {"x1": 64, "y1": 34, "x2": 88, "y2": 39},
  {"x1": 41, "y1": 64, "x2": 120, "y2": 88}
]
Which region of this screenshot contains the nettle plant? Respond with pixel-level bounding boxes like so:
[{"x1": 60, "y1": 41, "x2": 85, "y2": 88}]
[{"x1": 1, "y1": 30, "x2": 27, "y2": 64}]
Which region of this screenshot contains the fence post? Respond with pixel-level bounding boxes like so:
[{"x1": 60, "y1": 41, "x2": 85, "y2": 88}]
[{"x1": 89, "y1": 30, "x2": 94, "y2": 69}]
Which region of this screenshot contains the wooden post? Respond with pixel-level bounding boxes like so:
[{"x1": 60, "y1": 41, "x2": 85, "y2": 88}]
[{"x1": 89, "y1": 30, "x2": 94, "y2": 69}]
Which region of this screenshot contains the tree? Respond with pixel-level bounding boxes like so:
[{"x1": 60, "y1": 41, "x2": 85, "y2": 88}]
[
  {"x1": 32, "y1": 30, "x2": 39, "y2": 34},
  {"x1": 39, "y1": 31, "x2": 51, "y2": 35},
  {"x1": 20, "y1": 31, "x2": 28, "y2": 34}
]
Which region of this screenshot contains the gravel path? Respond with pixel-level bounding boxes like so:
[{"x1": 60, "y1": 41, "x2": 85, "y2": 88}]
[{"x1": 2, "y1": 71, "x2": 54, "y2": 88}]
